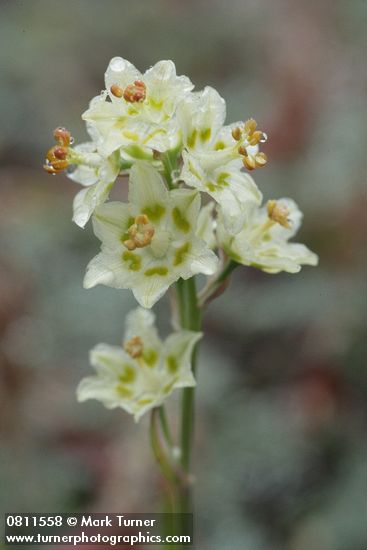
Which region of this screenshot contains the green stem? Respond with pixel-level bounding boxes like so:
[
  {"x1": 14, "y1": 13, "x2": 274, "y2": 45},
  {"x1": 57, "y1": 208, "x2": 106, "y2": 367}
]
[
  {"x1": 159, "y1": 405, "x2": 173, "y2": 447},
  {"x1": 150, "y1": 409, "x2": 177, "y2": 484},
  {"x1": 198, "y1": 259, "x2": 238, "y2": 308},
  {"x1": 176, "y1": 277, "x2": 202, "y2": 515}
]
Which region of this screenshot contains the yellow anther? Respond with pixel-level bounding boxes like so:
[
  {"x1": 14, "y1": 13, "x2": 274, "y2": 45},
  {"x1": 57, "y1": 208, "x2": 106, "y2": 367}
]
[
  {"x1": 234, "y1": 118, "x2": 268, "y2": 171},
  {"x1": 242, "y1": 154, "x2": 257, "y2": 171},
  {"x1": 44, "y1": 126, "x2": 74, "y2": 175},
  {"x1": 267, "y1": 200, "x2": 291, "y2": 228},
  {"x1": 53, "y1": 126, "x2": 72, "y2": 147},
  {"x1": 110, "y1": 84, "x2": 124, "y2": 98},
  {"x1": 231, "y1": 127, "x2": 242, "y2": 141},
  {"x1": 248, "y1": 130, "x2": 263, "y2": 146},
  {"x1": 123, "y1": 80, "x2": 146, "y2": 103},
  {"x1": 44, "y1": 145, "x2": 69, "y2": 173},
  {"x1": 244, "y1": 118, "x2": 257, "y2": 135},
  {"x1": 124, "y1": 336, "x2": 144, "y2": 359},
  {"x1": 123, "y1": 214, "x2": 155, "y2": 251}
]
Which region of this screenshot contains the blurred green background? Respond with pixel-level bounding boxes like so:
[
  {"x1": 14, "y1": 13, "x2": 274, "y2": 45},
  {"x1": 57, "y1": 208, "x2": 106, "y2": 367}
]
[{"x1": 1, "y1": 1, "x2": 367, "y2": 548}]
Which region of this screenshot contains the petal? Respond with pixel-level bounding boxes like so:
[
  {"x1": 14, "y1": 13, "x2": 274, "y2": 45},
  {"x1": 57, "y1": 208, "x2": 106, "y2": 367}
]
[
  {"x1": 162, "y1": 330, "x2": 201, "y2": 385},
  {"x1": 90, "y1": 343, "x2": 136, "y2": 377},
  {"x1": 182, "y1": 152, "x2": 262, "y2": 235},
  {"x1": 124, "y1": 307, "x2": 162, "y2": 351},
  {"x1": 92, "y1": 201, "x2": 132, "y2": 246},
  {"x1": 131, "y1": 270, "x2": 176, "y2": 309},
  {"x1": 73, "y1": 179, "x2": 113, "y2": 228},
  {"x1": 67, "y1": 142, "x2": 101, "y2": 187},
  {"x1": 105, "y1": 57, "x2": 141, "y2": 100},
  {"x1": 83, "y1": 249, "x2": 133, "y2": 289},
  {"x1": 169, "y1": 188, "x2": 200, "y2": 238},
  {"x1": 177, "y1": 86, "x2": 226, "y2": 151},
  {"x1": 175, "y1": 239, "x2": 219, "y2": 278},
  {"x1": 128, "y1": 162, "x2": 169, "y2": 217},
  {"x1": 144, "y1": 60, "x2": 194, "y2": 116},
  {"x1": 82, "y1": 94, "x2": 127, "y2": 133},
  {"x1": 196, "y1": 201, "x2": 217, "y2": 249}
]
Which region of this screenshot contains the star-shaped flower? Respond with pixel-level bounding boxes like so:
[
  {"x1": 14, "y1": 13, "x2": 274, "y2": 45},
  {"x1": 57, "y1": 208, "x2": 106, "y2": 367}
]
[
  {"x1": 77, "y1": 307, "x2": 201, "y2": 422},
  {"x1": 82, "y1": 58, "x2": 194, "y2": 159},
  {"x1": 177, "y1": 87, "x2": 264, "y2": 234},
  {"x1": 217, "y1": 198, "x2": 318, "y2": 273},
  {"x1": 84, "y1": 162, "x2": 219, "y2": 307}
]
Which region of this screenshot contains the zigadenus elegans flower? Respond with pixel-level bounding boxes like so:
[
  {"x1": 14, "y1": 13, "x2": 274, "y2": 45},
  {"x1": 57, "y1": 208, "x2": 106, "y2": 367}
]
[
  {"x1": 82, "y1": 58, "x2": 194, "y2": 159},
  {"x1": 77, "y1": 307, "x2": 201, "y2": 422},
  {"x1": 177, "y1": 87, "x2": 265, "y2": 234},
  {"x1": 83, "y1": 162, "x2": 218, "y2": 308},
  {"x1": 217, "y1": 198, "x2": 318, "y2": 273}
]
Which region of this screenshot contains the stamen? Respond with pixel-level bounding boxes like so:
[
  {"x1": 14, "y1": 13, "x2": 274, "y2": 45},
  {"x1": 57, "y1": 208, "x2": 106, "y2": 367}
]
[
  {"x1": 244, "y1": 118, "x2": 257, "y2": 135},
  {"x1": 110, "y1": 84, "x2": 124, "y2": 98},
  {"x1": 233, "y1": 118, "x2": 268, "y2": 170},
  {"x1": 44, "y1": 127, "x2": 74, "y2": 174},
  {"x1": 231, "y1": 127, "x2": 242, "y2": 141},
  {"x1": 124, "y1": 336, "x2": 144, "y2": 359},
  {"x1": 44, "y1": 146, "x2": 69, "y2": 173},
  {"x1": 123, "y1": 214, "x2": 155, "y2": 250},
  {"x1": 53, "y1": 126, "x2": 72, "y2": 147},
  {"x1": 242, "y1": 154, "x2": 257, "y2": 171},
  {"x1": 123, "y1": 80, "x2": 146, "y2": 103},
  {"x1": 267, "y1": 200, "x2": 291, "y2": 228}
]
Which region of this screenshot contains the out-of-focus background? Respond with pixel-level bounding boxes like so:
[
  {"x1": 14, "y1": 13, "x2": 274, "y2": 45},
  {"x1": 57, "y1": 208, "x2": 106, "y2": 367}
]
[{"x1": 1, "y1": 0, "x2": 367, "y2": 548}]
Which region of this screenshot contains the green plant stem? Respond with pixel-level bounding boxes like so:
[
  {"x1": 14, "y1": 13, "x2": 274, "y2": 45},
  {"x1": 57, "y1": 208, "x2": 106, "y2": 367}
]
[
  {"x1": 150, "y1": 409, "x2": 177, "y2": 484},
  {"x1": 159, "y1": 405, "x2": 173, "y2": 447},
  {"x1": 198, "y1": 259, "x2": 238, "y2": 307},
  {"x1": 176, "y1": 277, "x2": 202, "y2": 516}
]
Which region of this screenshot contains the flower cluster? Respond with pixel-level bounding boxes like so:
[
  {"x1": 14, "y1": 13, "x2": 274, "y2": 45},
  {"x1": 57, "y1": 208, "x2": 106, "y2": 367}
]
[{"x1": 45, "y1": 58, "x2": 318, "y2": 419}]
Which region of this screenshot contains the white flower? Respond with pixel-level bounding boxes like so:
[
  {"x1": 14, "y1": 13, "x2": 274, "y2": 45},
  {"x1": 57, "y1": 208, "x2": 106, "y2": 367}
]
[
  {"x1": 84, "y1": 162, "x2": 218, "y2": 308},
  {"x1": 217, "y1": 198, "x2": 318, "y2": 273},
  {"x1": 196, "y1": 201, "x2": 217, "y2": 249},
  {"x1": 177, "y1": 87, "x2": 264, "y2": 234},
  {"x1": 82, "y1": 58, "x2": 194, "y2": 159},
  {"x1": 77, "y1": 307, "x2": 201, "y2": 422},
  {"x1": 67, "y1": 143, "x2": 120, "y2": 228}
]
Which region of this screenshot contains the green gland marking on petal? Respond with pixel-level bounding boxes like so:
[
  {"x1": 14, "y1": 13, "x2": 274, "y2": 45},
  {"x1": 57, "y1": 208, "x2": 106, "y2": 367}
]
[
  {"x1": 206, "y1": 172, "x2": 230, "y2": 193},
  {"x1": 122, "y1": 251, "x2": 142, "y2": 271},
  {"x1": 172, "y1": 207, "x2": 191, "y2": 233},
  {"x1": 173, "y1": 242, "x2": 191, "y2": 266},
  {"x1": 142, "y1": 348, "x2": 158, "y2": 367},
  {"x1": 137, "y1": 398, "x2": 154, "y2": 406},
  {"x1": 119, "y1": 365, "x2": 136, "y2": 384},
  {"x1": 166, "y1": 355, "x2": 178, "y2": 374},
  {"x1": 214, "y1": 141, "x2": 225, "y2": 150},
  {"x1": 188, "y1": 161, "x2": 201, "y2": 181},
  {"x1": 148, "y1": 98, "x2": 164, "y2": 110},
  {"x1": 142, "y1": 204, "x2": 166, "y2": 222},
  {"x1": 163, "y1": 380, "x2": 175, "y2": 394},
  {"x1": 116, "y1": 384, "x2": 134, "y2": 398},
  {"x1": 187, "y1": 129, "x2": 197, "y2": 149},
  {"x1": 144, "y1": 266, "x2": 168, "y2": 276},
  {"x1": 200, "y1": 128, "x2": 211, "y2": 142},
  {"x1": 123, "y1": 130, "x2": 139, "y2": 142}
]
